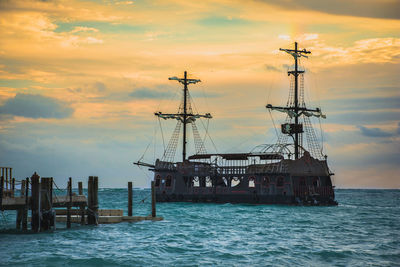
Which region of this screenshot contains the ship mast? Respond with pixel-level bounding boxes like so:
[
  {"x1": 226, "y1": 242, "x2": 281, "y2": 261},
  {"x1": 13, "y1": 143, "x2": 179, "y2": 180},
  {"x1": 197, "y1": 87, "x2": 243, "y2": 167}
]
[
  {"x1": 155, "y1": 71, "x2": 212, "y2": 162},
  {"x1": 267, "y1": 42, "x2": 325, "y2": 159}
]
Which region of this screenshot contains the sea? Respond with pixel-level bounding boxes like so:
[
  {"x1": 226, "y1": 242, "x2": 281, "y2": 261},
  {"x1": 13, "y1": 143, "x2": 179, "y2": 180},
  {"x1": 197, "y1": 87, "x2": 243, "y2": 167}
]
[{"x1": 0, "y1": 189, "x2": 399, "y2": 266}]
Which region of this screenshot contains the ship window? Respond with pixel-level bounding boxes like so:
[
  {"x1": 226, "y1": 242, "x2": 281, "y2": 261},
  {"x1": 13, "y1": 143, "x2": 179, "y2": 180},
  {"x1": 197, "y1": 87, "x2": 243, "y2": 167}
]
[
  {"x1": 248, "y1": 177, "x2": 255, "y2": 188},
  {"x1": 155, "y1": 176, "x2": 161, "y2": 187},
  {"x1": 231, "y1": 177, "x2": 240, "y2": 187},
  {"x1": 299, "y1": 177, "x2": 306, "y2": 186},
  {"x1": 193, "y1": 176, "x2": 200, "y2": 187},
  {"x1": 277, "y1": 177, "x2": 284, "y2": 187},
  {"x1": 206, "y1": 176, "x2": 212, "y2": 187},
  {"x1": 263, "y1": 177, "x2": 270, "y2": 188},
  {"x1": 166, "y1": 176, "x2": 172, "y2": 187}
]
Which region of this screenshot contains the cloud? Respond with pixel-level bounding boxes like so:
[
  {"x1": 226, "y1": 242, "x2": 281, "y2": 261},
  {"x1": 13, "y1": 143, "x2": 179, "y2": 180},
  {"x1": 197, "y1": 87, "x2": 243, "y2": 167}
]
[
  {"x1": 330, "y1": 111, "x2": 400, "y2": 125},
  {"x1": 0, "y1": 93, "x2": 73, "y2": 119},
  {"x1": 323, "y1": 96, "x2": 400, "y2": 112},
  {"x1": 357, "y1": 125, "x2": 393, "y2": 137},
  {"x1": 264, "y1": 64, "x2": 280, "y2": 72},
  {"x1": 70, "y1": 26, "x2": 99, "y2": 34},
  {"x1": 190, "y1": 91, "x2": 222, "y2": 99},
  {"x1": 197, "y1": 16, "x2": 250, "y2": 27},
  {"x1": 94, "y1": 82, "x2": 107, "y2": 92},
  {"x1": 258, "y1": 0, "x2": 400, "y2": 19},
  {"x1": 129, "y1": 87, "x2": 174, "y2": 99}
]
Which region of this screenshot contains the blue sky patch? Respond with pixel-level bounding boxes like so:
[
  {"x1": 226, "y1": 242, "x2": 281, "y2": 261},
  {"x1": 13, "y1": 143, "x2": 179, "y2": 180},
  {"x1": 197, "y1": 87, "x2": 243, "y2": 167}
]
[{"x1": 197, "y1": 16, "x2": 250, "y2": 27}]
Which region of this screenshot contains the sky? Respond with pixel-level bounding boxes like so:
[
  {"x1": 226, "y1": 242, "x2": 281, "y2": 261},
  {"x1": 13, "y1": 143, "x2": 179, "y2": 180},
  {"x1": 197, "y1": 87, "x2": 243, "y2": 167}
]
[{"x1": 0, "y1": 0, "x2": 399, "y2": 188}]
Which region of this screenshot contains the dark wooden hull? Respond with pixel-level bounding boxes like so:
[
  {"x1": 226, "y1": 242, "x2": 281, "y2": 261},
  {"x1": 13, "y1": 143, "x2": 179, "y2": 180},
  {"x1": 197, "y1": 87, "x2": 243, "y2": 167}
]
[
  {"x1": 152, "y1": 156, "x2": 337, "y2": 206},
  {"x1": 156, "y1": 193, "x2": 337, "y2": 205}
]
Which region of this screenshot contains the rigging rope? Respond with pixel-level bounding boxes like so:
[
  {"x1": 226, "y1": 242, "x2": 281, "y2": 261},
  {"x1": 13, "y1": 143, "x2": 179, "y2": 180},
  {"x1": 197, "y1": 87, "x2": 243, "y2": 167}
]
[
  {"x1": 268, "y1": 109, "x2": 279, "y2": 140},
  {"x1": 158, "y1": 117, "x2": 166, "y2": 152},
  {"x1": 189, "y1": 92, "x2": 218, "y2": 153}
]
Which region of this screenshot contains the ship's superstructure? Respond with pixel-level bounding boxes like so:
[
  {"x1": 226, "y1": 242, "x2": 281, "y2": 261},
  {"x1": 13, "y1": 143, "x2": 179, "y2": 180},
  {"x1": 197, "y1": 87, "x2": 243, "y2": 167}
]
[{"x1": 135, "y1": 42, "x2": 337, "y2": 205}]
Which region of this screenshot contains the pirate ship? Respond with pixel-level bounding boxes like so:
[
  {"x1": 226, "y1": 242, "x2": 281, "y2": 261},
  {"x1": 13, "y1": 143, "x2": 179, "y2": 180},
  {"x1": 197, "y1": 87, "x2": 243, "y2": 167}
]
[{"x1": 135, "y1": 42, "x2": 337, "y2": 205}]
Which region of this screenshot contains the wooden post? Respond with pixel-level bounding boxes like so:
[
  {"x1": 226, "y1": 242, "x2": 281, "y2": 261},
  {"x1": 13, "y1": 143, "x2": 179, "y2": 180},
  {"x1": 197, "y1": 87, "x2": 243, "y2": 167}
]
[
  {"x1": 22, "y1": 178, "x2": 29, "y2": 231},
  {"x1": 10, "y1": 168, "x2": 13, "y2": 192},
  {"x1": 1, "y1": 168, "x2": 3, "y2": 185},
  {"x1": 12, "y1": 178, "x2": 15, "y2": 197},
  {"x1": 67, "y1": 177, "x2": 72, "y2": 228},
  {"x1": 78, "y1": 182, "x2": 83, "y2": 195},
  {"x1": 5, "y1": 168, "x2": 8, "y2": 190},
  {"x1": 87, "y1": 176, "x2": 92, "y2": 224},
  {"x1": 87, "y1": 176, "x2": 98, "y2": 225},
  {"x1": 151, "y1": 181, "x2": 156, "y2": 217},
  {"x1": 21, "y1": 180, "x2": 26, "y2": 197},
  {"x1": 93, "y1": 176, "x2": 98, "y2": 224},
  {"x1": 128, "y1": 182, "x2": 133, "y2": 216},
  {"x1": 16, "y1": 178, "x2": 25, "y2": 230},
  {"x1": 31, "y1": 172, "x2": 41, "y2": 232},
  {"x1": 41, "y1": 178, "x2": 53, "y2": 231},
  {"x1": 0, "y1": 168, "x2": 3, "y2": 198},
  {"x1": 16, "y1": 209, "x2": 22, "y2": 230},
  {"x1": 78, "y1": 181, "x2": 85, "y2": 225},
  {"x1": 17, "y1": 179, "x2": 25, "y2": 230},
  {"x1": 0, "y1": 175, "x2": 3, "y2": 209}
]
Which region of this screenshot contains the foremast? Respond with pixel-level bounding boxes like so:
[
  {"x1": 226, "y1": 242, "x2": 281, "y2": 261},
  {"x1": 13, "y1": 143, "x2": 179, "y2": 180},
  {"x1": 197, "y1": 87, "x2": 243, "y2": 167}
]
[
  {"x1": 155, "y1": 71, "x2": 212, "y2": 162},
  {"x1": 267, "y1": 42, "x2": 326, "y2": 160}
]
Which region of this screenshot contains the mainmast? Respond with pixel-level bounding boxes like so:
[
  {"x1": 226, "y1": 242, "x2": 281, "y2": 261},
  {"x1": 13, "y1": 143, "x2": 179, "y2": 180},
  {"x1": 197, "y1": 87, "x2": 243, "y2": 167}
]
[
  {"x1": 155, "y1": 71, "x2": 212, "y2": 162},
  {"x1": 182, "y1": 71, "x2": 188, "y2": 162},
  {"x1": 267, "y1": 42, "x2": 325, "y2": 159}
]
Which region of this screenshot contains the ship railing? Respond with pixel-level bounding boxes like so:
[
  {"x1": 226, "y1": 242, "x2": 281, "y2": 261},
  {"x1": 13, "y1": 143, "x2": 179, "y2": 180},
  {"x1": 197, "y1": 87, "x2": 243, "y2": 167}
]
[
  {"x1": 155, "y1": 160, "x2": 177, "y2": 171},
  {"x1": 245, "y1": 161, "x2": 288, "y2": 174},
  {"x1": 180, "y1": 165, "x2": 247, "y2": 175},
  {"x1": 215, "y1": 166, "x2": 248, "y2": 175}
]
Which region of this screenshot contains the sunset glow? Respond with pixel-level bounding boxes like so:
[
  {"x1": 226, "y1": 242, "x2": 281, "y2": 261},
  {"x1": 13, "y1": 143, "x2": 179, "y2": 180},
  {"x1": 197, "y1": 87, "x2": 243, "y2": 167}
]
[{"x1": 0, "y1": 0, "x2": 399, "y2": 188}]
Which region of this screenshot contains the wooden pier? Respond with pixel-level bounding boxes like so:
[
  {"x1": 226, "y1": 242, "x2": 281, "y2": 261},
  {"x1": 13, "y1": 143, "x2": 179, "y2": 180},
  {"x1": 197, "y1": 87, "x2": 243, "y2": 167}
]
[{"x1": 0, "y1": 168, "x2": 163, "y2": 232}]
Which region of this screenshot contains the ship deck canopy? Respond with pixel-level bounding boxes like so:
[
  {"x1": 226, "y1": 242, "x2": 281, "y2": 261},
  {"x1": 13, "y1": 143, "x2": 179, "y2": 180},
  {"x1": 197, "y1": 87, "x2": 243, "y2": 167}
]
[{"x1": 188, "y1": 153, "x2": 284, "y2": 160}]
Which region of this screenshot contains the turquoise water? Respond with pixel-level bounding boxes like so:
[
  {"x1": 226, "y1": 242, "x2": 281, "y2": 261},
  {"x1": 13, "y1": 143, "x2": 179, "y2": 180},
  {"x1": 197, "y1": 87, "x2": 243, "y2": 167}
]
[{"x1": 0, "y1": 189, "x2": 399, "y2": 266}]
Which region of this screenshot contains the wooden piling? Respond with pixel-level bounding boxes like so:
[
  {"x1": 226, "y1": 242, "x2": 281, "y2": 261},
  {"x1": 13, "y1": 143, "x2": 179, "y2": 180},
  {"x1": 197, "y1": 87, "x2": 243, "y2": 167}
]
[
  {"x1": 22, "y1": 178, "x2": 29, "y2": 231},
  {"x1": 78, "y1": 181, "x2": 85, "y2": 225},
  {"x1": 67, "y1": 177, "x2": 72, "y2": 228},
  {"x1": 87, "y1": 176, "x2": 92, "y2": 224},
  {"x1": 41, "y1": 177, "x2": 53, "y2": 231},
  {"x1": 31, "y1": 172, "x2": 41, "y2": 232},
  {"x1": 16, "y1": 208, "x2": 22, "y2": 229},
  {"x1": 151, "y1": 181, "x2": 156, "y2": 217},
  {"x1": 12, "y1": 178, "x2": 15, "y2": 197},
  {"x1": 21, "y1": 180, "x2": 26, "y2": 197},
  {"x1": 87, "y1": 176, "x2": 98, "y2": 225},
  {"x1": 128, "y1": 182, "x2": 133, "y2": 216},
  {"x1": 20, "y1": 179, "x2": 27, "y2": 231},
  {"x1": 10, "y1": 168, "x2": 13, "y2": 191},
  {"x1": 0, "y1": 175, "x2": 3, "y2": 209},
  {"x1": 78, "y1": 182, "x2": 83, "y2": 195},
  {"x1": 93, "y1": 176, "x2": 98, "y2": 224},
  {"x1": 5, "y1": 168, "x2": 8, "y2": 190}
]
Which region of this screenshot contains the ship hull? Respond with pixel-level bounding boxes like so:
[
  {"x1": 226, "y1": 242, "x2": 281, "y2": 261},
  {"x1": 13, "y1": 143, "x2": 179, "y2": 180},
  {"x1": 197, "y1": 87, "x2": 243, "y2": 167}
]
[
  {"x1": 152, "y1": 156, "x2": 338, "y2": 206},
  {"x1": 156, "y1": 192, "x2": 337, "y2": 206}
]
